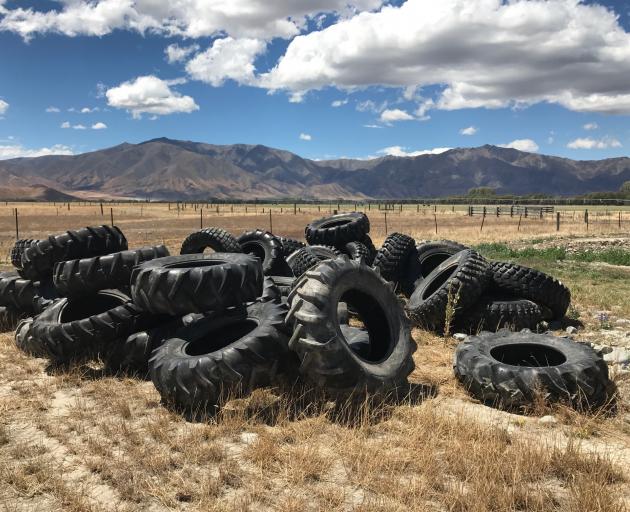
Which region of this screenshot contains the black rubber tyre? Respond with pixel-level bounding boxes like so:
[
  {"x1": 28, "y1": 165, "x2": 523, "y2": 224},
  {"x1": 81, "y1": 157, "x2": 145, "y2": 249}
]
[
  {"x1": 372, "y1": 233, "x2": 418, "y2": 289},
  {"x1": 286, "y1": 256, "x2": 416, "y2": 391},
  {"x1": 106, "y1": 318, "x2": 185, "y2": 376},
  {"x1": 454, "y1": 330, "x2": 609, "y2": 410},
  {"x1": 278, "y1": 237, "x2": 305, "y2": 257},
  {"x1": 360, "y1": 235, "x2": 377, "y2": 265},
  {"x1": 342, "y1": 241, "x2": 371, "y2": 263},
  {"x1": 149, "y1": 300, "x2": 290, "y2": 411},
  {"x1": 237, "y1": 229, "x2": 291, "y2": 276},
  {"x1": 11, "y1": 239, "x2": 37, "y2": 269},
  {"x1": 268, "y1": 276, "x2": 296, "y2": 297},
  {"x1": 456, "y1": 296, "x2": 543, "y2": 333},
  {"x1": 407, "y1": 250, "x2": 491, "y2": 333},
  {"x1": 305, "y1": 212, "x2": 369, "y2": 246},
  {"x1": 53, "y1": 246, "x2": 170, "y2": 298},
  {"x1": 21, "y1": 226, "x2": 128, "y2": 280},
  {"x1": 0, "y1": 305, "x2": 22, "y2": 331},
  {"x1": 490, "y1": 262, "x2": 571, "y2": 320},
  {"x1": 402, "y1": 240, "x2": 468, "y2": 296},
  {"x1": 180, "y1": 227, "x2": 241, "y2": 255},
  {"x1": 31, "y1": 289, "x2": 156, "y2": 363},
  {"x1": 0, "y1": 272, "x2": 58, "y2": 313},
  {"x1": 131, "y1": 253, "x2": 263, "y2": 316},
  {"x1": 14, "y1": 317, "x2": 47, "y2": 357},
  {"x1": 286, "y1": 246, "x2": 340, "y2": 278}
]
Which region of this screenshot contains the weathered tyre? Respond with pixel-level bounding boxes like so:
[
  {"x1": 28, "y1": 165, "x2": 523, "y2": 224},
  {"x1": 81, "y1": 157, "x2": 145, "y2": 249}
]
[
  {"x1": 237, "y1": 229, "x2": 291, "y2": 276},
  {"x1": 373, "y1": 233, "x2": 418, "y2": 290},
  {"x1": 278, "y1": 237, "x2": 305, "y2": 257},
  {"x1": 106, "y1": 318, "x2": 184, "y2": 376},
  {"x1": 305, "y1": 212, "x2": 369, "y2": 246},
  {"x1": 407, "y1": 250, "x2": 490, "y2": 333},
  {"x1": 402, "y1": 240, "x2": 468, "y2": 295},
  {"x1": 0, "y1": 272, "x2": 58, "y2": 313},
  {"x1": 286, "y1": 245, "x2": 341, "y2": 278},
  {"x1": 456, "y1": 296, "x2": 543, "y2": 333},
  {"x1": 268, "y1": 276, "x2": 296, "y2": 297},
  {"x1": 31, "y1": 289, "x2": 156, "y2": 363},
  {"x1": 15, "y1": 317, "x2": 47, "y2": 357},
  {"x1": 360, "y1": 235, "x2": 377, "y2": 265},
  {"x1": 490, "y1": 262, "x2": 571, "y2": 320},
  {"x1": 21, "y1": 226, "x2": 128, "y2": 280},
  {"x1": 342, "y1": 241, "x2": 372, "y2": 263},
  {"x1": 454, "y1": 330, "x2": 609, "y2": 409},
  {"x1": 11, "y1": 239, "x2": 37, "y2": 270},
  {"x1": 286, "y1": 256, "x2": 416, "y2": 391},
  {"x1": 53, "y1": 246, "x2": 169, "y2": 298},
  {"x1": 131, "y1": 253, "x2": 262, "y2": 316},
  {"x1": 149, "y1": 300, "x2": 290, "y2": 411},
  {"x1": 0, "y1": 305, "x2": 22, "y2": 331},
  {"x1": 180, "y1": 227, "x2": 241, "y2": 255}
]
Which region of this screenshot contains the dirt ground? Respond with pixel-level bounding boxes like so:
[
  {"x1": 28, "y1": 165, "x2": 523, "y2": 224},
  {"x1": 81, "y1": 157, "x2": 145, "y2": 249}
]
[{"x1": 0, "y1": 202, "x2": 629, "y2": 511}]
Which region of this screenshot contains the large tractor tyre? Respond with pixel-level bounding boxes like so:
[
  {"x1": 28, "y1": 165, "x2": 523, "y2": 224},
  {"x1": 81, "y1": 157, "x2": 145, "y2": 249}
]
[
  {"x1": 406, "y1": 250, "x2": 491, "y2": 333},
  {"x1": 456, "y1": 296, "x2": 543, "y2": 333},
  {"x1": 131, "y1": 253, "x2": 262, "y2": 316},
  {"x1": 11, "y1": 239, "x2": 38, "y2": 270},
  {"x1": 180, "y1": 227, "x2": 241, "y2": 255},
  {"x1": 237, "y1": 229, "x2": 291, "y2": 276},
  {"x1": 286, "y1": 256, "x2": 416, "y2": 391},
  {"x1": 21, "y1": 226, "x2": 128, "y2": 280},
  {"x1": 373, "y1": 233, "x2": 418, "y2": 291},
  {"x1": 31, "y1": 289, "x2": 157, "y2": 363},
  {"x1": 149, "y1": 301, "x2": 290, "y2": 411},
  {"x1": 305, "y1": 212, "x2": 369, "y2": 246},
  {"x1": 53, "y1": 246, "x2": 169, "y2": 298},
  {"x1": 489, "y1": 262, "x2": 571, "y2": 320},
  {"x1": 454, "y1": 330, "x2": 609, "y2": 410}
]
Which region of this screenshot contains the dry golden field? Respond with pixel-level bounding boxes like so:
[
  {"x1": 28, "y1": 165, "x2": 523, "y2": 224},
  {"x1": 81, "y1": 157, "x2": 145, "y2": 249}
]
[{"x1": 0, "y1": 201, "x2": 629, "y2": 512}]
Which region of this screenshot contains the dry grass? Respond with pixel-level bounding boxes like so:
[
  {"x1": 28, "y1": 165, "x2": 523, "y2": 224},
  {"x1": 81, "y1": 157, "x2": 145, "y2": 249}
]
[{"x1": 0, "y1": 203, "x2": 629, "y2": 510}]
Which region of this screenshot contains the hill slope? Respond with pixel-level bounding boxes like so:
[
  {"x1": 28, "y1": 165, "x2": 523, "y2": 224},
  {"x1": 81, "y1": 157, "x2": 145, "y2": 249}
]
[{"x1": 0, "y1": 138, "x2": 628, "y2": 200}]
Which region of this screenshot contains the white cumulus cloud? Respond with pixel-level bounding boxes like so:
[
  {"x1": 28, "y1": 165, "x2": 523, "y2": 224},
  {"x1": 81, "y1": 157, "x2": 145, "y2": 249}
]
[
  {"x1": 583, "y1": 122, "x2": 599, "y2": 131},
  {"x1": 379, "y1": 108, "x2": 414, "y2": 123},
  {"x1": 460, "y1": 126, "x2": 477, "y2": 136},
  {"x1": 106, "y1": 75, "x2": 199, "y2": 118},
  {"x1": 567, "y1": 137, "x2": 622, "y2": 149},
  {"x1": 165, "y1": 43, "x2": 200, "y2": 64},
  {"x1": 0, "y1": 99, "x2": 8, "y2": 116},
  {"x1": 91, "y1": 122, "x2": 107, "y2": 130},
  {"x1": 299, "y1": 133, "x2": 312, "y2": 141},
  {"x1": 261, "y1": 0, "x2": 630, "y2": 114},
  {"x1": 185, "y1": 37, "x2": 266, "y2": 87},
  {"x1": 331, "y1": 98, "x2": 348, "y2": 107},
  {"x1": 0, "y1": 143, "x2": 73, "y2": 160},
  {"x1": 45, "y1": 106, "x2": 60, "y2": 113},
  {"x1": 379, "y1": 146, "x2": 451, "y2": 157},
  {"x1": 499, "y1": 139, "x2": 540, "y2": 152}
]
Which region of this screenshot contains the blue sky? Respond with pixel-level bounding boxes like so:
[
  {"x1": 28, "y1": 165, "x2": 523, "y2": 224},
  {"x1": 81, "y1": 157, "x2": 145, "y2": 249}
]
[{"x1": 2, "y1": 0, "x2": 630, "y2": 161}]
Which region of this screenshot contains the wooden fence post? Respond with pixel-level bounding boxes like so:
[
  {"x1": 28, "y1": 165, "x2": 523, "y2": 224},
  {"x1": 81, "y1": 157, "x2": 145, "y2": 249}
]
[
  {"x1": 200, "y1": 208, "x2": 203, "y2": 229},
  {"x1": 14, "y1": 208, "x2": 19, "y2": 240},
  {"x1": 384, "y1": 211, "x2": 388, "y2": 235},
  {"x1": 556, "y1": 212, "x2": 560, "y2": 231},
  {"x1": 269, "y1": 210, "x2": 273, "y2": 233},
  {"x1": 110, "y1": 208, "x2": 114, "y2": 226}
]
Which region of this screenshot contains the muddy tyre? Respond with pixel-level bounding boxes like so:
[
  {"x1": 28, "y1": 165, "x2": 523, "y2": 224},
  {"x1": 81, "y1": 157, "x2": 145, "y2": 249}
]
[
  {"x1": 31, "y1": 289, "x2": 156, "y2": 363},
  {"x1": 490, "y1": 262, "x2": 571, "y2": 320},
  {"x1": 454, "y1": 331, "x2": 609, "y2": 409},
  {"x1": 305, "y1": 212, "x2": 369, "y2": 246},
  {"x1": 237, "y1": 229, "x2": 291, "y2": 276},
  {"x1": 373, "y1": 233, "x2": 418, "y2": 290},
  {"x1": 131, "y1": 253, "x2": 262, "y2": 316},
  {"x1": 407, "y1": 250, "x2": 490, "y2": 332},
  {"x1": 180, "y1": 227, "x2": 241, "y2": 255},
  {"x1": 457, "y1": 296, "x2": 543, "y2": 333},
  {"x1": 21, "y1": 226, "x2": 128, "y2": 280},
  {"x1": 53, "y1": 246, "x2": 169, "y2": 298},
  {"x1": 149, "y1": 301, "x2": 290, "y2": 411},
  {"x1": 286, "y1": 256, "x2": 416, "y2": 391}
]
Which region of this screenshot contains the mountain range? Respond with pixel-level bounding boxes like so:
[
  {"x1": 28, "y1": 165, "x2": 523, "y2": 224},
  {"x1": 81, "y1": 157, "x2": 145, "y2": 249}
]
[{"x1": 0, "y1": 137, "x2": 628, "y2": 201}]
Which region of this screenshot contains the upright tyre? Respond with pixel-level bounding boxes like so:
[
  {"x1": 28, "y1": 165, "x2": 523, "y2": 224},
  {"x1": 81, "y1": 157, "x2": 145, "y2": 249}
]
[
  {"x1": 149, "y1": 301, "x2": 290, "y2": 411},
  {"x1": 373, "y1": 233, "x2": 418, "y2": 292},
  {"x1": 305, "y1": 212, "x2": 369, "y2": 246},
  {"x1": 278, "y1": 237, "x2": 305, "y2": 257},
  {"x1": 11, "y1": 239, "x2": 37, "y2": 270},
  {"x1": 131, "y1": 253, "x2": 263, "y2": 315},
  {"x1": 21, "y1": 226, "x2": 128, "y2": 280},
  {"x1": 454, "y1": 331, "x2": 609, "y2": 410},
  {"x1": 402, "y1": 240, "x2": 468, "y2": 295},
  {"x1": 53, "y1": 246, "x2": 170, "y2": 297},
  {"x1": 31, "y1": 289, "x2": 156, "y2": 363},
  {"x1": 237, "y1": 229, "x2": 291, "y2": 276},
  {"x1": 287, "y1": 256, "x2": 416, "y2": 391},
  {"x1": 407, "y1": 250, "x2": 490, "y2": 332},
  {"x1": 490, "y1": 262, "x2": 571, "y2": 319},
  {"x1": 180, "y1": 227, "x2": 241, "y2": 255},
  {"x1": 342, "y1": 241, "x2": 372, "y2": 264}
]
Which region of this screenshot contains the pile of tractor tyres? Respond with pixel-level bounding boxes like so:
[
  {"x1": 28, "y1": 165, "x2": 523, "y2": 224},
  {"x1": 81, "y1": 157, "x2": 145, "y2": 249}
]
[{"x1": 2, "y1": 212, "x2": 610, "y2": 412}]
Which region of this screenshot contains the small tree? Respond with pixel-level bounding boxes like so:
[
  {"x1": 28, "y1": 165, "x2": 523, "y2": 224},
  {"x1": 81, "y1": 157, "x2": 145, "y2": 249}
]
[
  {"x1": 620, "y1": 181, "x2": 630, "y2": 194},
  {"x1": 467, "y1": 187, "x2": 497, "y2": 197}
]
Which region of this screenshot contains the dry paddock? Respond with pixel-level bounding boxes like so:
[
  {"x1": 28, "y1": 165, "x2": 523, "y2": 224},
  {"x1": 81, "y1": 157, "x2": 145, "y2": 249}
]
[{"x1": 0, "y1": 202, "x2": 629, "y2": 511}]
